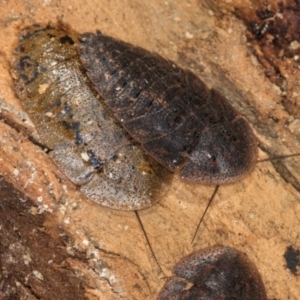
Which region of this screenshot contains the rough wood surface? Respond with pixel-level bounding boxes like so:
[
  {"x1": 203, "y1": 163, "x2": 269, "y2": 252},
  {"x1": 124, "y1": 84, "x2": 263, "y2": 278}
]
[{"x1": 0, "y1": 1, "x2": 299, "y2": 299}]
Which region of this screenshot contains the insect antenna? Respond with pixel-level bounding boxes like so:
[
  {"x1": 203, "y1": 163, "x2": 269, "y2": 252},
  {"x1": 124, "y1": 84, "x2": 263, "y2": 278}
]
[
  {"x1": 257, "y1": 151, "x2": 300, "y2": 191},
  {"x1": 134, "y1": 210, "x2": 166, "y2": 277},
  {"x1": 191, "y1": 185, "x2": 219, "y2": 244},
  {"x1": 257, "y1": 153, "x2": 300, "y2": 163},
  {"x1": 191, "y1": 152, "x2": 300, "y2": 244}
]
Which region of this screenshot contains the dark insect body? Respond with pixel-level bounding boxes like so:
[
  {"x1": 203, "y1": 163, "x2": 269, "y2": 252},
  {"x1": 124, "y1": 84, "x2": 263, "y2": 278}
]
[
  {"x1": 78, "y1": 32, "x2": 258, "y2": 185},
  {"x1": 12, "y1": 24, "x2": 172, "y2": 211},
  {"x1": 157, "y1": 245, "x2": 267, "y2": 300}
]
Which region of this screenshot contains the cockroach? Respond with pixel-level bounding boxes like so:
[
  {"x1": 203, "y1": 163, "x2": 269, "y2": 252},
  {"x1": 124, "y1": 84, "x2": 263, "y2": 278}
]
[
  {"x1": 77, "y1": 30, "x2": 300, "y2": 244},
  {"x1": 157, "y1": 245, "x2": 267, "y2": 300},
  {"x1": 78, "y1": 31, "x2": 258, "y2": 186},
  {"x1": 11, "y1": 23, "x2": 172, "y2": 211}
]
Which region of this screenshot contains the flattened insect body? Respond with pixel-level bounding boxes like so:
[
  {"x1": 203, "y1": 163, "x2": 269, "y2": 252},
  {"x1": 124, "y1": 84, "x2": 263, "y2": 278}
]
[
  {"x1": 12, "y1": 24, "x2": 172, "y2": 210},
  {"x1": 78, "y1": 32, "x2": 258, "y2": 185},
  {"x1": 157, "y1": 246, "x2": 267, "y2": 300}
]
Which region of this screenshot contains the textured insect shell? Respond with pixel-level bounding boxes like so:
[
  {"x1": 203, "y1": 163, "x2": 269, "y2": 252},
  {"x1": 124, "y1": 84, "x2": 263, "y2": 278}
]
[
  {"x1": 11, "y1": 23, "x2": 172, "y2": 211},
  {"x1": 157, "y1": 245, "x2": 267, "y2": 300},
  {"x1": 78, "y1": 32, "x2": 258, "y2": 185}
]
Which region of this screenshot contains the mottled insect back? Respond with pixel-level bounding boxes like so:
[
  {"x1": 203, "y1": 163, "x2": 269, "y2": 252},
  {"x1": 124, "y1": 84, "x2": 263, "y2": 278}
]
[
  {"x1": 78, "y1": 32, "x2": 258, "y2": 185},
  {"x1": 157, "y1": 246, "x2": 267, "y2": 300},
  {"x1": 12, "y1": 24, "x2": 172, "y2": 210}
]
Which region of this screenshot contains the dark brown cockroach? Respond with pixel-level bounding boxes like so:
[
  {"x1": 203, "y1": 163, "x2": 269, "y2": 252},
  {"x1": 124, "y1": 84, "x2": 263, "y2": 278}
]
[
  {"x1": 11, "y1": 24, "x2": 172, "y2": 211},
  {"x1": 78, "y1": 32, "x2": 258, "y2": 185},
  {"x1": 157, "y1": 245, "x2": 267, "y2": 300}
]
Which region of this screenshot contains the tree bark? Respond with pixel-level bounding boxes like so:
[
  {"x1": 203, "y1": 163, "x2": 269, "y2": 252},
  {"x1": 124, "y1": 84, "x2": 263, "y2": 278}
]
[{"x1": 0, "y1": 1, "x2": 299, "y2": 299}]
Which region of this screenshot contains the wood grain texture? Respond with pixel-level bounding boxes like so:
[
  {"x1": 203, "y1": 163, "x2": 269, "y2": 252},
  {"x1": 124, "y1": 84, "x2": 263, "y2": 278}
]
[{"x1": 0, "y1": 1, "x2": 300, "y2": 299}]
